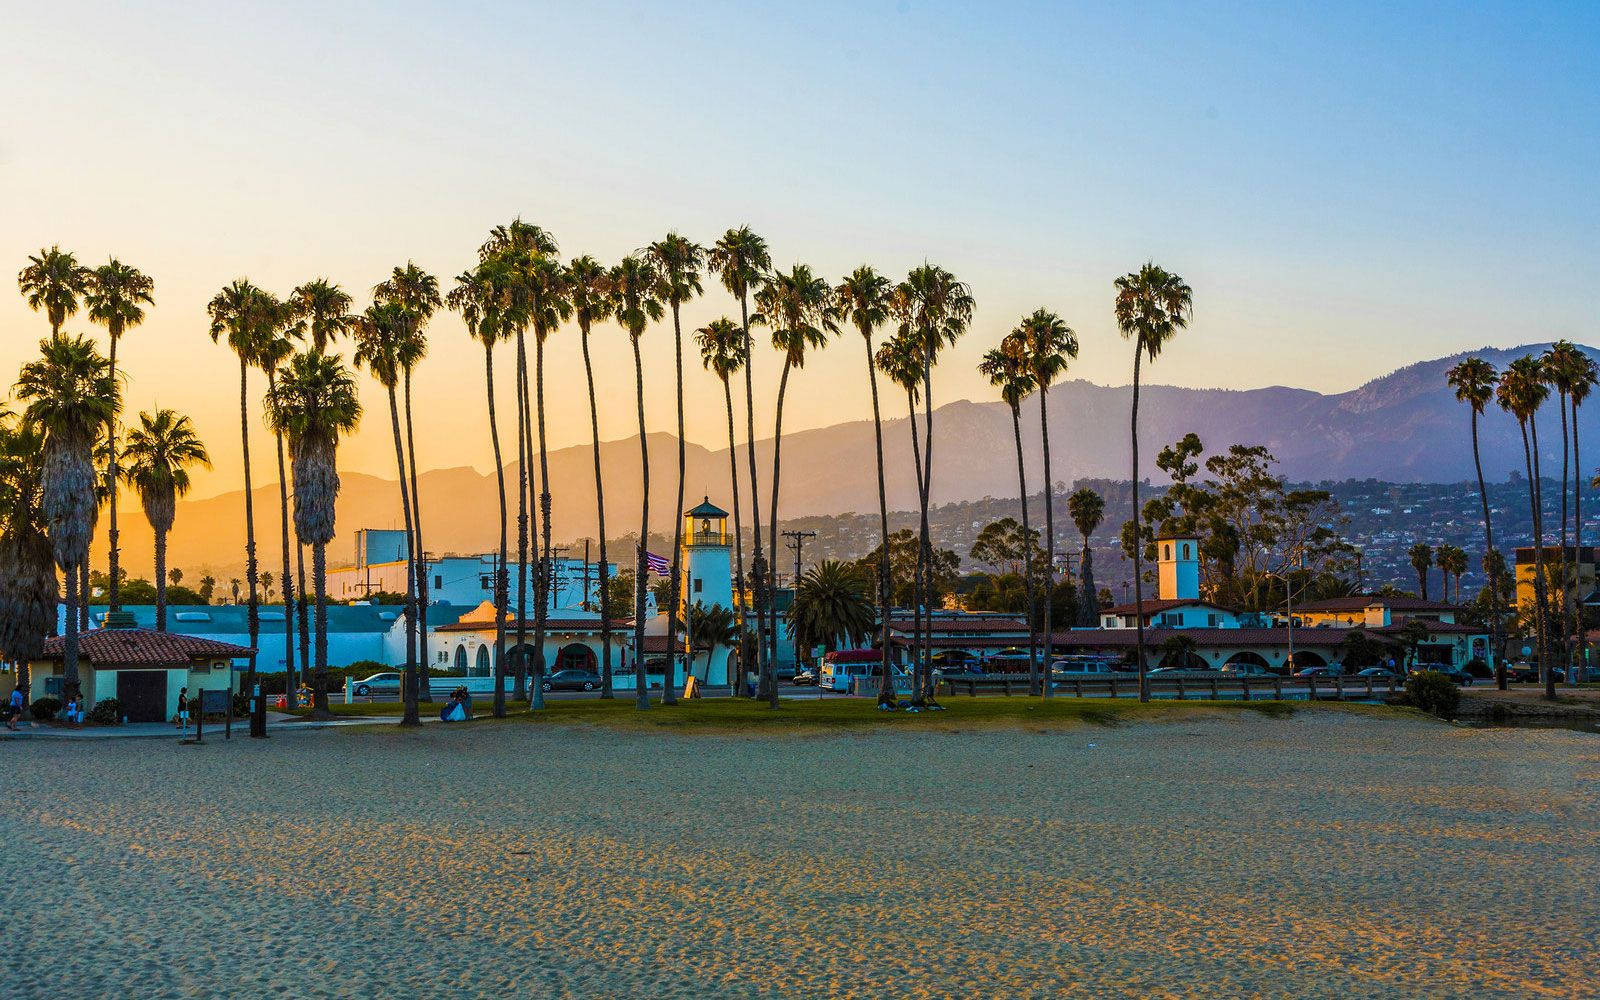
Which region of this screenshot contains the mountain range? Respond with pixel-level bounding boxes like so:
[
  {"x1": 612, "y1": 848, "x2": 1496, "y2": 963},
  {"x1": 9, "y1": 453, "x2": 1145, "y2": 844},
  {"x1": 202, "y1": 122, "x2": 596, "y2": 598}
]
[{"x1": 92, "y1": 343, "x2": 1595, "y2": 581}]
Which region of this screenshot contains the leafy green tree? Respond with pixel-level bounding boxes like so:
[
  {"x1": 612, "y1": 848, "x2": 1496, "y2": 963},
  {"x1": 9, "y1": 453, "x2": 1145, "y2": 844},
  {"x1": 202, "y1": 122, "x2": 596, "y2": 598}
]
[
  {"x1": 1067, "y1": 488, "x2": 1105, "y2": 627},
  {"x1": 686, "y1": 602, "x2": 739, "y2": 681},
  {"x1": 120, "y1": 409, "x2": 208, "y2": 632},
  {"x1": 0, "y1": 414, "x2": 58, "y2": 705},
  {"x1": 854, "y1": 529, "x2": 959, "y2": 609},
  {"x1": 787, "y1": 561, "x2": 874, "y2": 662}
]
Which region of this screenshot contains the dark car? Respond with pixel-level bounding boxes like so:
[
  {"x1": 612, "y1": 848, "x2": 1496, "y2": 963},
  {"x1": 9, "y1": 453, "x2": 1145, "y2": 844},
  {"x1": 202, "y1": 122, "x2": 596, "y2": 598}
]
[
  {"x1": 1356, "y1": 666, "x2": 1400, "y2": 679},
  {"x1": 541, "y1": 669, "x2": 601, "y2": 692},
  {"x1": 1293, "y1": 666, "x2": 1341, "y2": 679}
]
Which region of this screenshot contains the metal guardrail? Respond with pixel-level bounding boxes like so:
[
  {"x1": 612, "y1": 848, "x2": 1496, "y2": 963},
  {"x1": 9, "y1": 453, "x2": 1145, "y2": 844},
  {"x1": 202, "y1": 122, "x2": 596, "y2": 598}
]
[{"x1": 939, "y1": 672, "x2": 1403, "y2": 700}]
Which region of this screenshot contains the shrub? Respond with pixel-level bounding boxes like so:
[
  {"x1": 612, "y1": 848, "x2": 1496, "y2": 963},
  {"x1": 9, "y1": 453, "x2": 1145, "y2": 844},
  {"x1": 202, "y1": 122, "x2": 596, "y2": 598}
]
[
  {"x1": 88, "y1": 697, "x2": 123, "y2": 725},
  {"x1": 30, "y1": 696, "x2": 61, "y2": 721},
  {"x1": 233, "y1": 692, "x2": 252, "y2": 717},
  {"x1": 1405, "y1": 670, "x2": 1460, "y2": 718},
  {"x1": 1463, "y1": 657, "x2": 1492, "y2": 679}
]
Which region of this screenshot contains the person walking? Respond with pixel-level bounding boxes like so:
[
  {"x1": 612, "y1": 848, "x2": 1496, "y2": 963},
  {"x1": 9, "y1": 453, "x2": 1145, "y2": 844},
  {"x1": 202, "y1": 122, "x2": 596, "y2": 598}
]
[
  {"x1": 6, "y1": 686, "x2": 22, "y2": 730},
  {"x1": 176, "y1": 686, "x2": 189, "y2": 736}
]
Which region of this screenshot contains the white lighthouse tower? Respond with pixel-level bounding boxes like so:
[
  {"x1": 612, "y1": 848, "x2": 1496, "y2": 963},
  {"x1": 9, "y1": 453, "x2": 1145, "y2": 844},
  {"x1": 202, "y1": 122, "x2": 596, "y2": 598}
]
[{"x1": 683, "y1": 497, "x2": 734, "y2": 612}]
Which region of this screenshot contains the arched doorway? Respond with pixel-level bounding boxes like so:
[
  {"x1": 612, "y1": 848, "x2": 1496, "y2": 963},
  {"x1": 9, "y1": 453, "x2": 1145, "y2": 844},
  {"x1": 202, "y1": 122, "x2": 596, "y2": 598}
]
[
  {"x1": 474, "y1": 645, "x2": 491, "y2": 677},
  {"x1": 555, "y1": 643, "x2": 597, "y2": 673},
  {"x1": 1223, "y1": 651, "x2": 1270, "y2": 670},
  {"x1": 1290, "y1": 650, "x2": 1327, "y2": 668},
  {"x1": 454, "y1": 645, "x2": 469, "y2": 674}
]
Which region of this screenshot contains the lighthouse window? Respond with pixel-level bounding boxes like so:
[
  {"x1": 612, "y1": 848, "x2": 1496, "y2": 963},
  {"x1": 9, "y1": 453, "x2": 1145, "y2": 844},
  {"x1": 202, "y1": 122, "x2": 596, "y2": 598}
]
[{"x1": 694, "y1": 578, "x2": 703, "y2": 593}]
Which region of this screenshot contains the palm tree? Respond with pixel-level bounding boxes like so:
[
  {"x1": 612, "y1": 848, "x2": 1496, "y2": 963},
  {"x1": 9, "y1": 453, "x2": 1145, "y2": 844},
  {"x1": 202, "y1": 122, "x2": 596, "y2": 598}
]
[
  {"x1": 696, "y1": 318, "x2": 750, "y2": 693},
  {"x1": 1010, "y1": 309, "x2": 1077, "y2": 698},
  {"x1": 1067, "y1": 488, "x2": 1105, "y2": 628},
  {"x1": 686, "y1": 602, "x2": 739, "y2": 682},
  {"x1": 610, "y1": 255, "x2": 663, "y2": 710},
  {"x1": 260, "y1": 571, "x2": 274, "y2": 602},
  {"x1": 979, "y1": 342, "x2": 1042, "y2": 693},
  {"x1": 17, "y1": 246, "x2": 87, "y2": 336},
  {"x1": 0, "y1": 415, "x2": 60, "y2": 709},
  {"x1": 265, "y1": 350, "x2": 362, "y2": 719},
  {"x1": 14, "y1": 335, "x2": 115, "y2": 694},
  {"x1": 523, "y1": 254, "x2": 572, "y2": 711},
  {"x1": 835, "y1": 266, "x2": 897, "y2": 706},
  {"x1": 895, "y1": 265, "x2": 975, "y2": 705},
  {"x1": 256, "y1": 301, "x2": 306, "y2": 707},
  {"x1": 207, "y1": 280, "x2": 279, "y2": 731},
  {"x1": 644, "y1": 233, "x2": 705, "y2": 706},
  {"x1": 876, "y1": 331, "x2": 926, "y2": 690},
  {"x1": 1408, "y1": 542, "x2": 1433, "y2": 599},
  {"x1": 1497, "y1": 356, "x2": 1554, "y2": 698},
  {"x1": 353, "y1": 300, "x2": 422, "y2": 726},
  {"x1": 1543, "y1": 341, "x2": 1583, "y2": 676},
  {"x1": 448, "y1": 256, "x2": 514, "y2": 717},
  {"x1": 708, "y1": 228, "x2": 773, "y2": 697},
  {"x1": 1566, "y1": 353, "x2": 1598, "y2": 684},
  {"x1": 1113, "y1": 263, "x2": 1194, "y2": 702},
  {"x1": 567, "y1": 255, "x2": 618, "y2": 697},
  {"x1": 375, "y1": 263, "x2": 441, "y2": 703},
  {"x1": 787, "y1": 561, "x2": 874, "y2": 660},
  {"x1": 83, "y1": 259, "x2": 154, "y2": 614},
  {"x1": 1447, "y1": 357, "x2": 1506, "y2": 687},
  {"x1": 755, "y1": 264, "x2": 835, "y2": 708},
  {"x1": 1436, "y1": 544, "x2": 1467, "y2": 604},
  {"x1": 120, "y1": 410, "x2": 209, "y2": 632}
]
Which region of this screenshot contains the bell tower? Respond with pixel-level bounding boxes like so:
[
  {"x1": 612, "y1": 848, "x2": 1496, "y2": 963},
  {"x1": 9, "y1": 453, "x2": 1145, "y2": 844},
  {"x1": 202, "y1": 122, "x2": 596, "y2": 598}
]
[
  {"x1": 683, "y1": 497, "x2": 733, "y2": 612},
  {"x1": 1157, "y1": 534, "x2": 1200, "y2": 601}
]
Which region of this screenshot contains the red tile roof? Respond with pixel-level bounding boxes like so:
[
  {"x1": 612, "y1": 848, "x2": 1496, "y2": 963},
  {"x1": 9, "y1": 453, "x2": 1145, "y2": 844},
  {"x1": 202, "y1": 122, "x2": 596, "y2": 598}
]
[
  {"x1": 39, "y1": 628, "x2": 253, "y2": 666},
  {"x1": 434, "y1": 617, "x2": 629, "y2": 634},
  {"x1": 1101, "y1": 598, "x2": 1234, "y2": 616}
]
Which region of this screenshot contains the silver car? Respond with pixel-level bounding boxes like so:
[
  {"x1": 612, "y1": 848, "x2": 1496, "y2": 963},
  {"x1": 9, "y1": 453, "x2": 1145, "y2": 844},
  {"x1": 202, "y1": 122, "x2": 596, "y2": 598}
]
[{"x1": 352, "y1": 672, "x2": 402, "y2": 696}]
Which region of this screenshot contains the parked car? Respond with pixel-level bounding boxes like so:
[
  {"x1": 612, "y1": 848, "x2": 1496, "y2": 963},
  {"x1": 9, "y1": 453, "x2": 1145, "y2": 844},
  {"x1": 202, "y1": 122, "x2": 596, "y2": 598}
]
[
  {"x1": 1219, "y1": 662, "x2": 1274, "y2": 677},
  {"x1": 1408, "y1": 665, "x2": 1473, "y2": 686},
  {"x1": 792, "y1": 668, "x2": 817, "y2": 686},
  {"x1": 1505, "y1": 662, "x2": 1539, "y2": 683},
  {"x1": 1293, "y1": 666, "x2": 1341, "y2": 679},
  {"x1": 1051, "y1": 659, "x2": 1117, "y2": 677},
  {"x1": 1148, "y1": 665, "x2": 1222, "y2": 677},
  {"x1": 1356, "y1": 666, "x2": 1401, "y2": 679},
  {"x1": 542, "y1": 669, "x2": 601, "y2": 692},
  {"x1": 352, "y1": 672, "x2": 402, "y2": 696}
]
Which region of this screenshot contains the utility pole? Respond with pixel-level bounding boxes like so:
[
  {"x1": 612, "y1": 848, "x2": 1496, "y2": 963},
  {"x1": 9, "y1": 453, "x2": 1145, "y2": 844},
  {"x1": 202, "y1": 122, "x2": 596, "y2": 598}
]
[{"x1": 783, "y1": 530, "x2": 816, "y2": 675}]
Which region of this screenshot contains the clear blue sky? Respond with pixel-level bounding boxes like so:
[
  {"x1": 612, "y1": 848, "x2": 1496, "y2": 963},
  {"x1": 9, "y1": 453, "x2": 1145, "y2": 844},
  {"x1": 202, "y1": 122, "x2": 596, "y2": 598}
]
[{"x1": 2, "y1": 1, "x2": 1596, "y2": 492}]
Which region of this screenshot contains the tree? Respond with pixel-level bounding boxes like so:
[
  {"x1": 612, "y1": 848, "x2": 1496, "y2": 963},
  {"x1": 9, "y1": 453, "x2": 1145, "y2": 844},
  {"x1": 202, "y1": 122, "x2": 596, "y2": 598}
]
[
  {"x1": 1566, "y1": 352, "x2": 1598, "y2": 686},
  {"x1": 696, "y1": 317, "x2": 750, "y2": 694},
  {"x1": 121, "y1": 409, "x2": 208, "y2": 632},
  {"x1": 0, "y1": 415, "x2": 59, "y2": 709},
  {"x1": 755, "y1": 264, "x2": 835, "y2": 707},
  {"x1": 1446, "y1": 357, "x2": 1507, "y2": 688},
  {"x1": 1114, "y1": 263, "x2": 1193, "y2": 702},
  {"x1": 787, "y1": 561, "x2": 874, "y2": 660},
  {"x1": 644, "y1": 233, "x2": 704, "y2": 707},
  {"x1": 708, "y1": 228, "x2": 773, "y2": 702},
  {"x1": 968, "y1": 517, "x2": 1042, "y2": 576},
  {"x1": 876, "y1": 330, "x2": 929, "y2": 667},
  {"x1": 1009, "y1": 308, "x2": 1077, "y2": 698},
  {"x1": 198, "y1": 575, "x2": 216, "y2": 604},
  {"x1": 18, "y1": 247, "x2": 88, "y2": 337},
  {"x1": 448, "y1": 256, "x2": 514, "y2": 717},
  {"x1": 686, "y1": 602, "x2": 738, "y2": 682},
  {"x1": 208, "y1": 279, "x2": 278, "y2": 734},
  {"x1": 15, "y1": 335, "x2": 115, "y2": 695},
  {"x1": 610, "y1": 255, "x2": 663, "y2": 710},
  {"x1": 836, "y1": 265, "x2": 897, "y2": 706},
  {"x1": 525, "y1": 251, "x2": 572, "y2": 711},
  {"x1": 258, "y1": 294, "x2": 306, "y2": 706},
  {"x1": 1408, "y1": 542, "x2": 1434, "y2": 600},
  {"x1": 265, "y1": 350, "x2": 362, "y2": 719},
  {"x1": 1435, "y1": 544, "x2": 1468, "y2": 604},
  {"x1": 1338, "y1": 628, "x2": 1386, "y2": 670},
  {"x1": 84, "y1": 258, "x2": 154, "y2": 614},
  {"x1": 854, "y1": 529, "x2": 960, "y2": 609},
  {"x1": 1067, "y1": 488, "x2": 1105, "y2": 627},
  {"x1": 1157, "y1": 634, "x2": 1203, "y2": 670},
  {"x1": 567, "y1": 255, "x2": 618, "y2": 697},
  {"x1": 1497, "y1": 355, "x2": 1554, "y2": 698},
  {"x1": 352, "y1": 300, "x2": 422, "y2": 726}
]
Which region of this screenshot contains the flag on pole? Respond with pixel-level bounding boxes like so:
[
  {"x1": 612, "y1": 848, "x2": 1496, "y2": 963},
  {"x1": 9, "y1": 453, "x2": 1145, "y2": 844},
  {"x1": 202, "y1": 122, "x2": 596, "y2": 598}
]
[{"x1": 645, "y1": 551, "x2": 670, "y2": 576}]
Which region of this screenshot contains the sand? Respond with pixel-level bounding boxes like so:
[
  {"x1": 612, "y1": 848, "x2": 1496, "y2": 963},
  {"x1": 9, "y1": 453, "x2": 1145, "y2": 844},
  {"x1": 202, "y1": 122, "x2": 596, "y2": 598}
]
[{"x1": 1, "y1": 712, "x2": 1595, "y2": 998}]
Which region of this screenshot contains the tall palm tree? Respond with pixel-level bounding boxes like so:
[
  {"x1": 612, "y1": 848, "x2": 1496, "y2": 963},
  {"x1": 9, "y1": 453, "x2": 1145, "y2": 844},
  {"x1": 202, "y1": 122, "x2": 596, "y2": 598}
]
[
  {"x1": 266, "y1": 350, "x2": 362, "y2": 719},
  {"x1": 17, "y1": 246, "x2": 87, "y2": 336},
  {"x1": 610, "y1": 255, "x2": 663, "y2": 710},
  {"x1": 120, "y1": 410, "x2": 209, "y2": 632},
  {"x1": 257, "y1": 301, "x2": 306, "y2": 706},
  {"x1": 0, "y1": 415, "x2": 58, "y2": 707},
  {"x1": 696, "y1": 318, "x2": 749, "y2": 693},
  {"x1": 1436, "y1": 544, "x2": 1467, "y2": 604},
  {"x1": 1543, "y1": 341, "x2": 1582, "y2": 676},
  {"x1": 448, "y1": 256, "x2": 515, "y2": 717},
  {"x1": 876, "y1": 331, "x2": 926, "y2": 688},
  {"x1": 755, "y1": 264, "x2": 834, "y2": 708},
  {"x1": 644, "y1": 233, "x2": 705, "y2": 706},
  {"x1": 375, "y1": 263, "x2": 440, "y2": 703},
  {"x1": 1113, "y1": 263, "x2": 1194, "y2": 702},
  {"x1": 208, "y1": 279, "x2": 279, "y2": 736},
  {"x1": 84, "y1": 258, "x2": 155, "y2": 614},
  {"x1": 1408, "y1": 542, "x2": 1433, "y2": 599},
  {"x1": 836, "y1": 266, "x2": 897, "y2": 706},
  {"x1": 979, "y1": 342, "x2": 1041, "y2": 693},
  {"x1": 567, "y1": 256, "x2": 618, "y2": 697},
  {"x1": 1447, "y1": 357, "x2": 1506, "y2": 687},
  {"x1": 1010, "y1": 308, "x2": 1077, "y2": 698},
  {"x1": 1067, "y1": 488, "x2": 1105, "y2": 628},
  {"x1": 524, "y1": 253, "x2": 572, "y2": 711},
  {"x1": 353, "y1": 300, "x2": 422, "y2": 726},
  {"x1": 1497, "y1": 355, "x2": 1554, "y2": 698},
  {"x1": 708, "y1": 228, "x2": 772, "y2": 697},
  {"x1": 14, "y1": 335, "x2": 115, "y2": 694},
  {"x1": 1567, "y1": 353, "x2": 1597, "y2": 685},
  {"x1": 895, "y1": 265, "x2": 974, "y2": 705},
  {"x1": 786, "y1": 560, "x2": 874, "y2": 659}
]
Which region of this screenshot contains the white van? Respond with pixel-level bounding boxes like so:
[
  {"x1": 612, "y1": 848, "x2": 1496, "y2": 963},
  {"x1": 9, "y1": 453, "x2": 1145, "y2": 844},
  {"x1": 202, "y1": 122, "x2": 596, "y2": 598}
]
[{"x1": 820, "y1": 650, "x2": 904, "y2": 693}]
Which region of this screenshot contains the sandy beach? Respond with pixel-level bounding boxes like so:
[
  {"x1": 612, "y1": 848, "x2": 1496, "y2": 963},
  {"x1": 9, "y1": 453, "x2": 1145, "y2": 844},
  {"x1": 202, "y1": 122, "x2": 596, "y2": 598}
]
[{"x1": 1, "y1": 711, "x2": 1595, "y2": 998}]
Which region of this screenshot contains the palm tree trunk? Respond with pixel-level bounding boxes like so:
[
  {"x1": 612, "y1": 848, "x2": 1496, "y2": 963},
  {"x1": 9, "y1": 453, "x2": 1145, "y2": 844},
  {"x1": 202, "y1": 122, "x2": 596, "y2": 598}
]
[
  {"x1": 721, "y1": 376, "x2": 746, "y2": 695},
  {"x1": 154, "y1": 528, "x2": 168, "y2": 632},
  {"x1": 665, "y1": 304, "x2": 687, "y2": 707},
  {"x1": 267, "y1": 370, "x2": 298, "y2": 707},
  {"x1": 513, "y1": 329, "x2": 530, "y2": 703},
  {"x1": 632, "y1": 336, "x2": 651, "y2": 711},
  {"x1": 239, "y1": 358, "x2": 262, "y2": 735},
  {"x1": 533, "y1": 335, "x2": 552, "y2": 711},
  {"x1": 580, "y1": 321, "x2": 613, "y2": 698},
  {"x1": 312, "y1": 540, "x2": 330, "y2": 716},
  {"x1": 1573, "y1": 395, "x2": 1584, "y2": 686},
  {"x1": 739, "y1": 293, "x2": 769, "y2": 705},
  {"x1": 1009, "y1": 402, "x2": 1040, "y2": 695},
  {"x1": 1530, "y1": 418, "x2": 1554, "y2": 699},
  {"x1": 1131, "y1": 342, "x2": 1149, "y2": 702},
  {"x1": 1037, "y1": 384, "x2": 1056, "y2": 699},
  {"x1": 484, "y1": 343, "x2": 508, "y2": 718},
  {"x1": 296, "y1": 543, "x2": 310, "y2": 700},
  {"x1": 403, "y1": 367, "x2": 431, "y2": 703},
  {"x1": 63, "y1": 558, "x2": 79, "y2": 690},
  {"x1": 386, "y1": 383, "x2": 420, "y2": 727},
  {"x1": 766, "y1": 360, "x2": 794, "y2": 709},
  {"x1": 79, "y1": 564, "x2": 90, "y2": 631},
  {"x1": 917, "y1": 354, "x2": 936, "y2": 705},
  {"x1": 1473, "y1": 407, "x2": 1504, "y2": 688},
  {"x1": 106, "y1": 330, "x2": 121, "y2": 613},
  {"x1": 1559, "y1": 391, "x2": 1572, "y2": 681},
  {"x1": 864, "y1": 335, "x2": 893, "y2": 707},
  {"x1": 904, "y1": 388, "x2": 926, "y2": 703}
]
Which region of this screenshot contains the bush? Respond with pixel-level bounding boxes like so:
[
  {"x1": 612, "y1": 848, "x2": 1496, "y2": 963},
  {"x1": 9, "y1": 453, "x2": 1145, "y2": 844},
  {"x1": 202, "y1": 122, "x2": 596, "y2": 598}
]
[
  {"x1": 233, "y1": 692, "x2": 252, "y2": 717},
  {"x1": 1463, "y1": 657, "x2": 1492, "y2": 679},
  {"x1": 88, "y1": 697, "x2": 123, "y2": 725},
  {"x1": 30, "y1": 696, "x2": 61, "y2": 721},
  {"x1": 1405, "y1": 670, "x2": 1460, "y2": 718}
]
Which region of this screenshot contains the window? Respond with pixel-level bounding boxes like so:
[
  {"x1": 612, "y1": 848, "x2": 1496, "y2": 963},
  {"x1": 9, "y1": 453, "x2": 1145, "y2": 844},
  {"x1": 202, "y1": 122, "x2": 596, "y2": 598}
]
[
  {"x1": 1183, "y1": 543, "x2": 1192, "y2": 559},
  {"x1": 434, "y1": 575, "x2": 443, "y2": 590},
  {"x1": 1163, "y1": 544, "x2": 1171, "y2": 560},
  {"x1": 480, "y1": 575, "x2": 491, "y2": 590},
  {"x1": 693, "y1": 578, "x2": 703, "y2": 593},
  {"x1": 1208, "y1": 614, "x2": 1221, "y2": 627}
]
